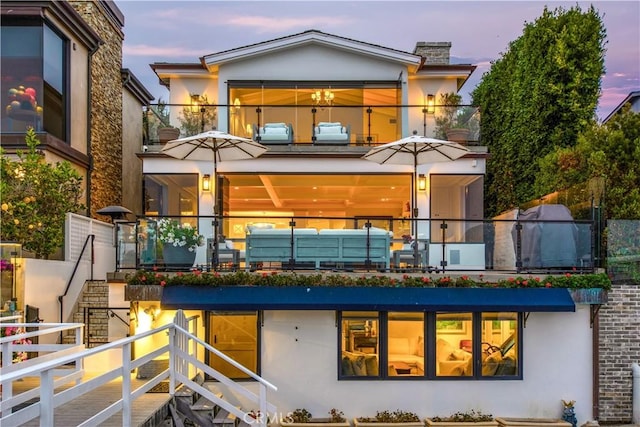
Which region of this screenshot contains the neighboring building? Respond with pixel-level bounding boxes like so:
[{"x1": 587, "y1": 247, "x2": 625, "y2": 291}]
[
  {"x1": 602, "y1": 90, "x2": 640, "y2": 124},
  {"x1": 0, "y1": 0, "x2": 152, "y2": 222}
]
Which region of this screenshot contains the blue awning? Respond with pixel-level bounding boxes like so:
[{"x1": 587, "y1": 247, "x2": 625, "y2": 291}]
[{"x1": 161, "y1": 286, "x2": 575, "y2": 312}]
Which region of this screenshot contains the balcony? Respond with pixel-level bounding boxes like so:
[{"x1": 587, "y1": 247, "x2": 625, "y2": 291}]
[
  {"x1": 142, "y1": 102, "x2": 482, "y2": 151},
  {"x1": 115, "y1": 215, "x2": 597, "y2": 275}
]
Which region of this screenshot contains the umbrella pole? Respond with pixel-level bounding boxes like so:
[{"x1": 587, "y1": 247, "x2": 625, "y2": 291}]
[
  {"x1": 413, "y1": 162, "x2": 419, "y2": 269},
  {"x1": 212, "y1": 159, "x2": 219, "y2": 272}
]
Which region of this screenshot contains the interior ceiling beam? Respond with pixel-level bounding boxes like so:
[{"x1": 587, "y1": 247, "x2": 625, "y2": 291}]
[{"x1": 259, "y1": 175, "x2": 283, "y2": 208}]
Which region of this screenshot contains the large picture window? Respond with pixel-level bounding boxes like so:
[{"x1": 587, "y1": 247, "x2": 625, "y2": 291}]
[
  {"x1": 339, "y1": 311, "x2": 521, "y2": 380},
  {"x1": 1, "y1": 22, "x2": 67, "y2": 141}
]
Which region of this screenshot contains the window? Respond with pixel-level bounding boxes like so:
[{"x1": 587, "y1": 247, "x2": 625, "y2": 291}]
[
  {"x1": 1, "y1": 22, "x2": 67, "y2": 141},
  {"x1": 143, "y1": 174, "x2": 198, "y2": 217},
  {"x1": 339, "y1": 311, "x2": 521, "y2": 380},
  {"x1": 207, "y1": 312, "x2": 259, "y2": 379}
]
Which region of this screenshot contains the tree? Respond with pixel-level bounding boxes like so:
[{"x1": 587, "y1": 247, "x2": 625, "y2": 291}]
[
  {"x1": 0, "y1": 128, "x2": 85, "y2": 258},
  {"x1": 179, "y1": 94, "x2": 217, "y2": 136},
  {"x1": 535, "y1": 105, "x2": 640, "y2": 219},
  {"x1": 472, "y1": 5, "x2": 606, "y2": 217}
]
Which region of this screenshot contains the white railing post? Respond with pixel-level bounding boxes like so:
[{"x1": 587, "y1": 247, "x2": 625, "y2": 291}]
[
  {"x1": 122, "y1": 342, "x2": 132, "y2": 427},
  {"x1": 168, "y1": 324, "x2": 176, "y2": 394},
  {"x1": 259, "y1": 384, "x2": 267, "y2": 427},
  {"x1": 40, "y1": 368, "x2": 54, "y2": 427}
]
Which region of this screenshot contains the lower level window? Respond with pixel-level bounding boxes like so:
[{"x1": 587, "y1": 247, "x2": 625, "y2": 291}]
[{"x1": 339, "y1": 311, "x2": 520, "y2": 380}]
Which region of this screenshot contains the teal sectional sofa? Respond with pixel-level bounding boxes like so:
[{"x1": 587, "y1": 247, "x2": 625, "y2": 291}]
[{"x1": 245, "y1": 227, "x2": 391, "y2": 271}]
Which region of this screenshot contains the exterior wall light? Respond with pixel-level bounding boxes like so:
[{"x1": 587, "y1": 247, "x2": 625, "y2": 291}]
[
  {"x1": 425, "y1": 94, "x2": 435, "y2": 114},
  {"x1": 190, "y1": 93, "x2": 201, "y2": 113},
  {"x1": 418, "y1": 174, "x2": 427, "y2": 191},
  {"x1": 202, "y1": 174, "x2": 211, "y2": 192}
]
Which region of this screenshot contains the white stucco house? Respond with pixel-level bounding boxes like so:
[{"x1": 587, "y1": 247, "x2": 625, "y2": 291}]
[{"x1": 132, "y1": 30, "x2": 600, "y2": 423}]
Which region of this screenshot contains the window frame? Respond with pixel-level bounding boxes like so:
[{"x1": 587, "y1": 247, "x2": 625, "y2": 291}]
[{"x1": 338, "y1": 311, "x2": 522, "y2": 381}]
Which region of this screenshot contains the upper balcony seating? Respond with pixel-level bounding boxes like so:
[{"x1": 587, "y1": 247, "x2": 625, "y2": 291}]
[
  {"x1": 313, "y1": 122, "x2": 350, "y2": 145},
  {"x1": 253, "y1": 122, "x2": 293, "y2": 145}
]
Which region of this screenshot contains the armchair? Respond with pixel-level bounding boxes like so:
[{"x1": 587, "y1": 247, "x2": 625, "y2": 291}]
[
  {"x1": 253, "y1": 122, "x2": 293, "y2": 145},
  {"x1": 313, "y1": 122, "x2": 350, "y2": 145}
]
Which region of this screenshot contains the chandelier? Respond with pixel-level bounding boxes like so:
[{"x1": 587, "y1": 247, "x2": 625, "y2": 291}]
[{"x1": 311, "y1": 89, "x2": 335, "y2": 106}]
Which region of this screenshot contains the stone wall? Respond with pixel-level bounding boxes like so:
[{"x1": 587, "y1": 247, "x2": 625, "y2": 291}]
[
  {"x1": 70, "y1": 1, "x2": 124, "y2": 219},
  {"x1": 598, "y1": 282, "x2": 640, "y2": 422},
  {"x1": 413, "y1": 42, "x2": 452, "y2": 65}
]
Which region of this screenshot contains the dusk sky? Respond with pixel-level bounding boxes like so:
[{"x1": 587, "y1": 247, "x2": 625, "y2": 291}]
[{"x1": 116, "y1": 1, "x2": 639, "y2": 120}]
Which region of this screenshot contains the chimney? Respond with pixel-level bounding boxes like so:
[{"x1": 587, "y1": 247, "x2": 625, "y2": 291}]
[{"x1": 413, "y1": 42, "x2": 452, "y2": 65}]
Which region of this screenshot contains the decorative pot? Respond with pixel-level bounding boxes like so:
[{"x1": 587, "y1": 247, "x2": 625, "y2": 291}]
[
  {"x1": 162, "y1": 244, "x2": 196, "y2": 269},
  {"x1": 158, "y1": 127, "x2": 180, "y2": 143},
  {"x1": 445, "y1": 128, "x2": 470, "y2": 144},
  {"x1": 495, "y1": 418, "x2": 571, "y2": 427},
  {"x1": 426, "y1": 420, "x2": 498, "y2": 427}
]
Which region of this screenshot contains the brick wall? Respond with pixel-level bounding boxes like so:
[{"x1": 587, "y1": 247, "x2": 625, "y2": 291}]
[
  {"x1": 598, "y1": 282, "x2": 640, "y2": 422},
  {"x1": 70, "y1": 1, "x2": 124, "y2": 218}
]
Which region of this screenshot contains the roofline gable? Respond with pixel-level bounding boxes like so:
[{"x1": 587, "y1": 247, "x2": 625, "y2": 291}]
[{"x1": 201, "y1": 29, "x2": 422, "y2": 72}]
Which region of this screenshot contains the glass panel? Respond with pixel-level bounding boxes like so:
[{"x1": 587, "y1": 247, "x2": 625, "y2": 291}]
[
  {"x1": 143, "y1": 174, "x2": 198, "y2": 217},
  {"x1": 435, "y1": 312, "x2": 473, "y2": 376},
  {"x1": 387, "y1": 312, "x2": 424, "y2": 377},
  {"x1": 481, "y1": 312, "x2": 518, "y2": 376},
  {"x1": 341, "y1": 312, "x2": 379, "y2": 377},
  {"x1": 43, "y1": 24, "x2": 65, "y2": 140},
  {"x1": 430, "y1": 175, "x2": 484, "y2": 243},
  {"x1": 1, "y1": 26, "x2": 44, "y2": 134},
  {"x1": 208, "y1": 312, "x2": 258, "y2": 379}
]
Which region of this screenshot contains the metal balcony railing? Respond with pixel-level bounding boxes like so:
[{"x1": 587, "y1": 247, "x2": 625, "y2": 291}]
[
  {"x1": 115, "y1": 215, "x2": 597, "y2": 275},
  {"x1": 142, "y1": 103, "x2": 482, "y2": 148}
]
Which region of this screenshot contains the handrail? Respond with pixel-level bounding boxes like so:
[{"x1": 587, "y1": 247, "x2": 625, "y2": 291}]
[
  {"x1": 84, "y1": 306, "x2": 130, "y2": 346},
  {"x1": 58, "y1": 234, "x2": 95, "y2": 325},
  {"x1": 1, "y1": 311, "x2": 276, "y2": 427}
]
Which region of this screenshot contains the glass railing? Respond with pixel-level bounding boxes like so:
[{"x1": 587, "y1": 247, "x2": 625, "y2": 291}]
[
  {"x1": 116, "y1": 215, "x2": 596, "y2": 274},
  {"x1": 142, "y1": 104, "x2": 482, "y2": 148}
]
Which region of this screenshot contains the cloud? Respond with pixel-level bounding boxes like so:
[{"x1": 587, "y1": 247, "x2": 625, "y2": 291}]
[
  {"x1": 226, "y1": 15, "x2": 353, "y2": 33},
  {"x1": 123, "y1": 44, "x2": 207, "y2": 58}
]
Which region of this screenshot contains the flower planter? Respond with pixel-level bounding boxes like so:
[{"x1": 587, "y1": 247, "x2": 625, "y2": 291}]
[
  {"x1": 496, "y1": 418, "x2": 571, "y2": 427},
  {"x1": 158, "y1": 127, "x2": 180, "y2": 143},
  {"x1": 354, "y1": 420, "x2": 424, "y2": 427},
  {"x1": 162, "y1": 245, "x2": 197, "y2": 269},
  {"x1": 124, "y1": 285, "x2": 164, "y2": 301},
  {"x1": 281, "y1": 420, "x2": 351, "y2": 427},
  {"x1": 426, "y1": 420, "x2": 498, "y2": 427},
  {"x1": 445, "y1": 128, "x2": 470, "y2": 144}
]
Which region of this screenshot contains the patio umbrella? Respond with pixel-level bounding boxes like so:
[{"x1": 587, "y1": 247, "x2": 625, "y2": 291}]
[
  {"x1": 161, "y1": 130, "x2": 268, "y2": 269},
  {"x1": 362, "y1": 135, "x2": 469, "y2": 267}
]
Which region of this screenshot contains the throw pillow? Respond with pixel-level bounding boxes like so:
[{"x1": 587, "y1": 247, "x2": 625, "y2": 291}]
[
  {"x1": 352, "y1": 355, "x2": 368, "y2": 376},
  {"x1": 364, "y1": 355, "x2": 379, "y2": 376},
  {"x1": 341, "y1": 355, "x2": 355, "y2": 376}
]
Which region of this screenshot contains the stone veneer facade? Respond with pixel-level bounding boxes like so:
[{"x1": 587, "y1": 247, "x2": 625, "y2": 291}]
[
  {"x1": 413, "y1": 41, "x2": 452, "y2": 65},
  {"x1": 70, "y1": 1, "x2": 125, "y2": 218},
  {"x1": 598, "y1": 282, "x2": 640, "y2": 423}
]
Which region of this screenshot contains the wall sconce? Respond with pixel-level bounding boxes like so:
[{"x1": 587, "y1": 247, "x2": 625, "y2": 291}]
[
  {"x1": 425, "y1": 94, "x2": 435, "y2": 114},
  {"x1": 202, "y1": 174, "x2": 211, "y2": 192},
  {"x1": 418, "y1": 174, "x2": 427, "y2": 191},
  {"x1": 144, "y1": 305, "x2": 160, "y2": 322},
  {"x1": 233, "y1": 98, "x2": 241, "y2": 112},
  {"x1": 190, "y1": 93, "x2": 201, "y2": 113}
]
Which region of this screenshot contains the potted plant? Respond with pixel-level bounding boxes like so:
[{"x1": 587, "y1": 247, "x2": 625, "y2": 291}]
[
  {"x1": 426, "y1": 410, "x2": 498, "y2": 427},
  {"x1": 434, "y1": 92, "x2": 478, "y2": 144},
  {"x1": 281, "y1": 408, "x2": 350, "y2": 427},
  {"x1": 179, "y1": 94, "x2": 217, "y2": 136},
  {"x1": 354, "y1": 410, "x2": 423, "y2": 427},
  {"x1": 156, "y1": 218, "x2": 204, "y2": 267}
]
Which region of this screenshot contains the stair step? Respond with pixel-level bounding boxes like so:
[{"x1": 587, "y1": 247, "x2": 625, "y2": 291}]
[
  {"x1": 190, "y1": 393, "x2": 223, "y2": 411},
  {"x1": 212, "y1": 406, "x2": 239, "y2": 426}
]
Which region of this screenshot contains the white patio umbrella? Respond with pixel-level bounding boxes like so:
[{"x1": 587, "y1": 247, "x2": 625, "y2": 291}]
[
  {"x1": 362, "y1": 135, "x2": 469, "y2": 267},
  {"x1": 161, "y1": 130, "x2": 268, "y2": 269}
]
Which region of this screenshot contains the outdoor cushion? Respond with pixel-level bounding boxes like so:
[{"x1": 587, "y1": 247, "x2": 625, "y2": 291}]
[
  {"x1": 264, "y1": 122, "x2": 287, "y2": 128},
  {"x1": 263, "y1": 127, "x2": 288, "y2": 135}
]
